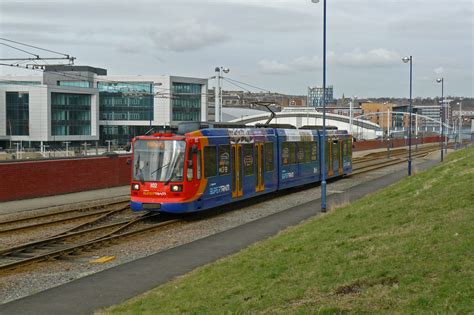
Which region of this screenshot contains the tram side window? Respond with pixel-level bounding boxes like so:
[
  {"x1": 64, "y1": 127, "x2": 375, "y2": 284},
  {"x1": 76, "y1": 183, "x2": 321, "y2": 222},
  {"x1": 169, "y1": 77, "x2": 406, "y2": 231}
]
[
  {"x1": 197, "y1": 150, "x2": 202, "y2": 179},
  {"x1": 304, "y1": 142, "x2": 311, "y2": 163},
  {"x1": 187, "y1": 148, "x2": 193, "y2": 181},
  {"x1": 281, "y1": 142, "x2": 289, "y2": 165},
  {"x1": 333, "y1": 141, "x2": 339, "y2": 158},
  {"x1": 265, "y1": 142, "x2": 274, "y2": 172},
  {"x1": 289, "y1": 142, "x2": 296, "y2": 164},
  {"x1": 243, "y1": 144, "x2": 254, "y2": 176},
  {"x1": 311, "y1": 142, "x2": 318, "y2": 161},
  {"x1": 204, "y1": 146, "x2": 217, "y2": 178},
  {"x1": 326, "y1": 141, "x2": 330, "y2": 162},
  {"x1": 297, "y1": 143, "x2": 305, "y2": 163},
  {"x1": 218, "y1": 145, "x2": 230, "y2": 175}
]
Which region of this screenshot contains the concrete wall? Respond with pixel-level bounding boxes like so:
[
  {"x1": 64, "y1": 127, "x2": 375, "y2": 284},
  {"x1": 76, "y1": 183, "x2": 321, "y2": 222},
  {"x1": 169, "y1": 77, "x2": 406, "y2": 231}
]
[{"x1": 0, "y1": 155, "x2": 131, "y2": 202}]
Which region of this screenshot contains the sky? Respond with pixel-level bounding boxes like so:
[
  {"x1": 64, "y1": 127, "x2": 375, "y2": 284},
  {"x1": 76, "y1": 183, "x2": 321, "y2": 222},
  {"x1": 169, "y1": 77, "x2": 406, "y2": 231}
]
[{"x1": 0, "y1": 0, "x2": 473, "y2": 98}]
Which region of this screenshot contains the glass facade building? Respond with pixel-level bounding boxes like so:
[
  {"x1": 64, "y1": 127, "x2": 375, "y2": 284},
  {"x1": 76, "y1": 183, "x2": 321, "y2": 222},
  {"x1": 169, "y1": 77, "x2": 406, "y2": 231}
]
[
  {"x1": 58, "y1": 81, "x2": 92, "y2": 88},
  {"x1": 171, "y1": 82, "x2": 202, "y2": 121},
  {"x1": 6, "y1": 92, "x2": 29, "y2": 135},
  {"x1": 98, "y1": 82, "x2": 153, "y2": 121},
  {"x1": 100, "y1": 125, "x2": 151, "y2": 145},
  {"x1": 308, "y1": 85, "x2": 334, "y2": 107},
  {"x1": 51, "y1": 93, "x2": 92, "y2": 136},
  {"x1": 0, "y1": 72, "x2": 208, "y2": 150}
]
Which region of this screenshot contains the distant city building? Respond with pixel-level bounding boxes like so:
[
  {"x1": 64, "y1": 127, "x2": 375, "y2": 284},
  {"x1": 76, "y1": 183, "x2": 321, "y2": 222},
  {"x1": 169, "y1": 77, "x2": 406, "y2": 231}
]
[
  {"x1": 286, "y1": 97, "x2": 306, "y2": 107},
  {"x1": 413, "y1": 105, "x2": 442, "y2": 130},
  {"x1": 360, "y1": 102, "x2": 408, "y2": 132},
  {"x1": 308, "y1": 85, "x2": 334, "y2": 107},
  {"x1": 207, "y1": 90, "x2": 302, "y2": 113},
  {"x1": 0, "y1": 66, "x2": 208, "y2": 147}
]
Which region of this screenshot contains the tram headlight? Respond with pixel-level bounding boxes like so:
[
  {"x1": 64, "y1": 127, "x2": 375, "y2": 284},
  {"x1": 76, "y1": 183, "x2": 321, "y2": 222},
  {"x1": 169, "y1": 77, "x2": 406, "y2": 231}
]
[
  {"x1": 132, "y1": 183, "x2": 140, "y2": 190},
  {"x1": 170, "y1": 184, "x2": 183, "y2": 192}
]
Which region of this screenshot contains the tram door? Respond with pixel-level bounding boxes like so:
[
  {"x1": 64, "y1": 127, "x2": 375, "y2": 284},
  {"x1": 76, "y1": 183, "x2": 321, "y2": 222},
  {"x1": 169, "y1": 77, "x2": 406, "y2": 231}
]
[
  {"x1": 332, "y1": 140, "x2": 339, "y2": 176},
  {"x1": 255, "y1": 143, "x2": 264, "y2": 192},
  {"x1": 327, "y1": 140, "x2": 334, "y2": 177},
  {"x1": 231, "y1": 144, "x2": 243, "y2": 198},
  {"x1": 338, "y1": 140, "x2": 344, "y2": 174}
]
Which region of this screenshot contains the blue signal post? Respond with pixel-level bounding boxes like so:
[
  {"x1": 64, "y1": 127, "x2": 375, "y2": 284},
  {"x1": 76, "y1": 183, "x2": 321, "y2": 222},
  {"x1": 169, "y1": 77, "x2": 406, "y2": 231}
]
[
  {"x1": 311, "y1": 0, "x2": 328, "y2": 212},
  {"x1": 402, "y1": 55, "x2": 413, "y2": 176}
]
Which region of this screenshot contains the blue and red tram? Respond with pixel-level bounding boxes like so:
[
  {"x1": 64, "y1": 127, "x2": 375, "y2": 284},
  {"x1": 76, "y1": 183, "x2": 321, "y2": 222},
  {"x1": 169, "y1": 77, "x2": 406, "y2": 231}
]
[{"x1": 130, "y1": 124, "x2": 352, "y2": 213}]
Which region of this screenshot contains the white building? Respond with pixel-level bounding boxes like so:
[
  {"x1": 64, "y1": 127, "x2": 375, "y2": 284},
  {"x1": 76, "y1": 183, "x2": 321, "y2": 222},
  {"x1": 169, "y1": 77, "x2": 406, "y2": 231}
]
[{"x1": 0, "y1": 66, "x2": 208, "y2": 147}]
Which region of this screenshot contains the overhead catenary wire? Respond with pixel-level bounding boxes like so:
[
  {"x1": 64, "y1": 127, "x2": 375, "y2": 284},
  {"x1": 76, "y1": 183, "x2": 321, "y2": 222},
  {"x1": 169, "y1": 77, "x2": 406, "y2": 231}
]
[
  {"x1": 0, "y1": 42, "x2": 39, "y2": 58},
  {"x1": 221, "y1": 77, "x2": 253, "y2": 93},
  {"x1": 0, "y1": 37, "x2": 71, "y2": 57},
  {"x1": 224, "y1": 77, "x2": 272, "y2": 93}
]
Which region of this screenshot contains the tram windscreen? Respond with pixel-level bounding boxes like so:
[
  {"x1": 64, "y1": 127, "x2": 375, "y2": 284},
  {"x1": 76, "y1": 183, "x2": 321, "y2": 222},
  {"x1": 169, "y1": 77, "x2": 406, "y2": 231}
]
[{"x1": 133, "y1": 140, "x2": 186, "y2": 182}]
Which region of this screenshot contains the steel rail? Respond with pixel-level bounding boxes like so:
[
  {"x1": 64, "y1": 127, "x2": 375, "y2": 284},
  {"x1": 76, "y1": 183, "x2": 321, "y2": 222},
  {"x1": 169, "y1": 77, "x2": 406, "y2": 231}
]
[
  {"x1": 351, "y1": 150, "x2": 437, "y2": 175},
  {"x1": 0, "y1": 212, "x2": 149, "y2": 256},
  {"x1": 0, "y1": 213, "x2": 179, "y2": 272},
  {"x1": 0, "y1": 201, "x2": 130, "y2": 234}
]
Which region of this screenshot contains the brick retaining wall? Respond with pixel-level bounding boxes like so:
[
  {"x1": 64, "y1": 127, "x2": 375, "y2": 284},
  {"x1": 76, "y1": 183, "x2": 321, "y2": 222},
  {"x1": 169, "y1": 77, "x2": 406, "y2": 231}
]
[
  {"x1": 354, "y1": 136, "x2": 442, "y2": 151},
  {"x1": 0, "y1": 155, "x2": 131, "y2": 202}
]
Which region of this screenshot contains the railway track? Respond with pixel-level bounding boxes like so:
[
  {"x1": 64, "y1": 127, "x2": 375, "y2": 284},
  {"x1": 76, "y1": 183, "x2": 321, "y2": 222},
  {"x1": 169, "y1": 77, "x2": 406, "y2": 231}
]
[
  {"x1": 0, "y1": 211, "x2": 180, "y2": 272},
  {"x1": 0, "y1": 200, "x2": 130, "y2": 234},
  {"x1": 351, "y1": 144, "x2": 446, "y2": 175},
  {"x1": 0, "y1": 144, "x2": 448, "y2": 272},
  {"x1": 352, "y1": 143, "x2": 445, "y2": 165}
]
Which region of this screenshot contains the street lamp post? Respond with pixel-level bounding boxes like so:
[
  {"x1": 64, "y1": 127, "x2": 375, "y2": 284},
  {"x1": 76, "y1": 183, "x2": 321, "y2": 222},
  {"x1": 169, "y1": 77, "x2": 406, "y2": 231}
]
[
  {"x1": 214, "y1": 67, "x2": 230, "y2": 123},
  {"x1": 457, "y1": 98, "x2": 463, "y2": 148},
  {"x1": 63, "y1": 141, "x2": 71, "y2": 157},
  {"x1": 311, "y1": 0, "x2": 327, "y2": 211},
  {"x1": 106, "y1": 140, "x2": 113, "y2": 152},
  {"x1": 402, "y1": 56, "x2": 413, "y2": 176},
  {"x1": 436, "y1": 78, "x2": 444, "y2": 161}
]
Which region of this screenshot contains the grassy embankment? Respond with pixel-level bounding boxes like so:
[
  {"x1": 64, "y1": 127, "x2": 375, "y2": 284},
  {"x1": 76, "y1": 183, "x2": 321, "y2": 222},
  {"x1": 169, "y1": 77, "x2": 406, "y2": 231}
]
[{"x1": 103, "y1": 148, "x2": 474, "y2": 314}]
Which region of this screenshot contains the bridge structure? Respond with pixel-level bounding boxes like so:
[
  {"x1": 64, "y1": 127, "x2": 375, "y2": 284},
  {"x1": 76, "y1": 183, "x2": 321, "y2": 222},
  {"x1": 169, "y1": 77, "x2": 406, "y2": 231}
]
[
  {"x1": 228, "y1": 107, "x2": 459, "y2": 140},
  {"x1": 229, "y1": 107, "x2": 382, "y2": 140}
]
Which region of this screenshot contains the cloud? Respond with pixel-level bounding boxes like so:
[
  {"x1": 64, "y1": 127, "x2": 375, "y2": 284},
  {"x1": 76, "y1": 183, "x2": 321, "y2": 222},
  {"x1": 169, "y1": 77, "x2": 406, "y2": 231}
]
[
  {"x1": 337, "y1": 48, "x2": 401, "y2": 67},
  {"x1": 146, "y1": 19, "x2": 229, "y2": 52},
  {"x1": 291, "y1": 56, "x2": 321, "y2": 71},
  {"x1": 258, "y1": 59, "x2": 293, "y2": 75},
  {"x1": 258, "y1": 49, "x2": 399, "y2": 75}
]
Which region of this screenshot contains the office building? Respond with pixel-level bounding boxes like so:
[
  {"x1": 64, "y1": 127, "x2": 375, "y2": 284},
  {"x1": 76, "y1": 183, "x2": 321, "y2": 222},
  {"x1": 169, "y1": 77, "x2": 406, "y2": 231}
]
[{"x1": 0, "y1": 66, "x2": 208, "y2": 148}]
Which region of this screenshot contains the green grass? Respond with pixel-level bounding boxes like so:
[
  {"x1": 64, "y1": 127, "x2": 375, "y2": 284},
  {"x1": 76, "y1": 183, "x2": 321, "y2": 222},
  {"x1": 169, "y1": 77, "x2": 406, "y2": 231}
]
[{"x1": 102, "y1": 148, "x2": 474, "y2": 314}]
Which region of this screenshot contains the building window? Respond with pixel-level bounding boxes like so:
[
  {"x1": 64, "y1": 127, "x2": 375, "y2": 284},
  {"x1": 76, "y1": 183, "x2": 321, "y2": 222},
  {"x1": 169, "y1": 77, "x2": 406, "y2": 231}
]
[
  {"x1": 99, "y1": 125, "x2": 151, "y2": 146},
  {"x1": 171, "y1": 82, "x2": 201, "y2": 122},
  {"x1": 6, "y1": 92, "x2": 29, "y2": 136},
  {"x1": 58, "y1": 81, "x2": 92, "y2": 88},
  {"x1": 51, "y1": 93, "x2": 91, "y2": 136},
  {"x1": 98, "y1": 81, "x2": 154, "y2": 122}
]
